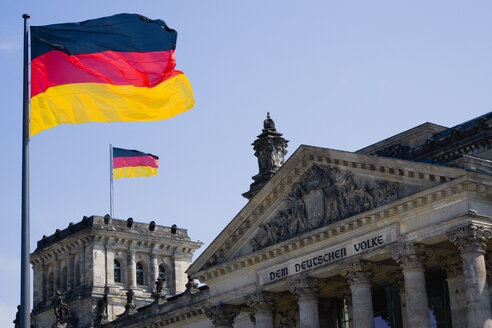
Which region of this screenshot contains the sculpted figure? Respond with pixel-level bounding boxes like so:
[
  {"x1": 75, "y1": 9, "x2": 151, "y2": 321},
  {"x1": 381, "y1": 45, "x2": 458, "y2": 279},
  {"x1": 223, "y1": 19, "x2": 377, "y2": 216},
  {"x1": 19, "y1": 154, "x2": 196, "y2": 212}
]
[{"x1": 54, "y1": 291, "x2": 70, "y2": 324}]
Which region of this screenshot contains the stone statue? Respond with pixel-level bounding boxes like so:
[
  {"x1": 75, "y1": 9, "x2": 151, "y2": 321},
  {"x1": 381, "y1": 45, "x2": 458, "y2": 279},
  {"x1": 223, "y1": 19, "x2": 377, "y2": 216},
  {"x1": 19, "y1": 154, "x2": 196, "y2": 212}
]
[
  {"x1": 184, "y1": 275, "x2": 198, "y2": 294},
  {"x1": 94, "y1": 294, "x2": 108, "y2": 326},
  {"x1": 117, "y1": 289, "x2": 137, "y2": 317},
  {"x1": 151, "y1": 278, "x2": 166, "y2": 303},
  {"x1": 54, "y1": 291, "x2": 70, "y2": 325},
  {"x1": 13, "y1": 305, "x2": 20, "y2": 328}
]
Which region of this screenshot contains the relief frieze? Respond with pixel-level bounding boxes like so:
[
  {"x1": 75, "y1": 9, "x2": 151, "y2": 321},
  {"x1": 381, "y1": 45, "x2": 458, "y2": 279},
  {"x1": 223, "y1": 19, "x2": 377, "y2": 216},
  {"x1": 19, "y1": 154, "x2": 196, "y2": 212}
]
[{"x1": 251, "y1": 164, "x2": 399, "y2": 251}]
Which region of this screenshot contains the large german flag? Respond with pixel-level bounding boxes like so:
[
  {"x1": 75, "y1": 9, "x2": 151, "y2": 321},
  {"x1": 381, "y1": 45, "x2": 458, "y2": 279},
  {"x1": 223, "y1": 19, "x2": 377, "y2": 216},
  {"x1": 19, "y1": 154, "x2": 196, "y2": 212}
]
[{"x1": 30, "y1": 14, "x2": 194, "y2": 136}]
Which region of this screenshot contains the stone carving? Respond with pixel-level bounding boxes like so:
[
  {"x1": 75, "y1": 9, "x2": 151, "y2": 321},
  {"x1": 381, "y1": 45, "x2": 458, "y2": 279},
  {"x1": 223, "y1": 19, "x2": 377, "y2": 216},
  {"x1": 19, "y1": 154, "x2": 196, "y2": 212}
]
[
  {"x1": 184, "y1": 275, "x2": 199, "y2": 294},
  {"x1": 243, "y1": 113, "x2": 289, "y2": 200},
  {"x1": 205, "y1": 304, "x2": 240, "y2": 326},
  {"x1": 54, "y1": 291, "x2": 70, "y2": 325},
  {"x1": 119, "y1": 289, "x2": 137, "y2": 316},
  {"x1": 276, "y1": 307, "x2": 298, "y2": 328},
  {"x1": 439, "y1": 253, "x2": 463, "y2": 278},
  {"x1": 94, "y1": 294, "x2": 108, "y2": 326},
  {"x1": 387, "y1": 271, "x2": 405, "y2": 295},
  {"x1": 288, "y1": 277, "x2": 320, "y2": 300},
  {"x1": 448, "y1": 223, "x2": 492, "y2": 254},
  {"x1": 151, "y1": 278, "x2": 166, "y2": 304},
  {"x1": 392, "y1": 242, "x2": 432, "y2": 271},
  {"x1": 340, "y1": 260, "x2": 378, "y2": 287},
  {"x1": 245, "y1": 291, "x2": 277, "y2": 315},
  {"x1": 251, "y1": 164, "x2": 399, "y2": 250}
]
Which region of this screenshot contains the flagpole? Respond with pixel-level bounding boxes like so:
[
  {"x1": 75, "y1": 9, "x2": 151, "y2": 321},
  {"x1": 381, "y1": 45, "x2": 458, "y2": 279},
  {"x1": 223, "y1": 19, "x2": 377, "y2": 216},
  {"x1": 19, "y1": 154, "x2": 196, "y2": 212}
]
[
  {"x1": 110, "y1": 144, "x2": 114, "y2": 218},
  {"x1": 21, "y1": 13, "x2": 31, "y2": 328}
]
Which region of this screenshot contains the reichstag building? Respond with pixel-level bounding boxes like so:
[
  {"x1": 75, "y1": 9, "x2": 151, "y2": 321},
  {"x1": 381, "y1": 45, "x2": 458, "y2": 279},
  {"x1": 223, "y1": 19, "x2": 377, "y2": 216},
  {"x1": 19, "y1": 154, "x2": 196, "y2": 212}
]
[{"x1": 26, "y1": 112, "x2": 492, "y2": 328}]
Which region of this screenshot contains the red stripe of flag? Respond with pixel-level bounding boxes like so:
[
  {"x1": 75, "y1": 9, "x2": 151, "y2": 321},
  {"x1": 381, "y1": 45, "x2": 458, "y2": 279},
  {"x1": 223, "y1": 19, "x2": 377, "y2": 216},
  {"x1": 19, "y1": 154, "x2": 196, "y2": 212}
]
[
  {"x1": 113, "y1": 156, "x2": 159, "y2": 169},
  {"x1": 31, "y1": 50, "x2": 181, "y2": 98}
]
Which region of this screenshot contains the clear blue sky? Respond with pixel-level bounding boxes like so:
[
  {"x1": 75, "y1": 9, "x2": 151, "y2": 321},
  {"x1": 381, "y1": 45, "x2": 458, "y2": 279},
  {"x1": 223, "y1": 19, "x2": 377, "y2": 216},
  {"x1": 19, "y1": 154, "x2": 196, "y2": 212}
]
[{"x1": 2, "y1": 0, "x2": 492, "y2": 325}]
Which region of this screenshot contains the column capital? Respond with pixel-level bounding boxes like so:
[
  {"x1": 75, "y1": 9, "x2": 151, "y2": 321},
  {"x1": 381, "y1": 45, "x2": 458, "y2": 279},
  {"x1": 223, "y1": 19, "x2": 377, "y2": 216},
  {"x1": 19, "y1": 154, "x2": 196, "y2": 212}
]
[
  {"x1": 439, "y1": 253, "x2": 463, "y2": 278},
  {"x1": 205, "y1": 304, "x2": 240, "y2": 327},
  {"x1": 244, "y1": 291, "x2": 277, "y2": 315},
  {"x1": 340, "y1": 260, "x2": 377, "y2": 288},
  {"x1": 288, "y1": 277, "x2": 319, "y2": 301},
  {"x1": 387, "y1": 271, "x2": 405, "y2": 295},
  {"x1": 391, "y1": 242, "x2": 432, "y2": 272},
  {"x1": 448, "y1": 223, "x2": 492, "y2": 254}
]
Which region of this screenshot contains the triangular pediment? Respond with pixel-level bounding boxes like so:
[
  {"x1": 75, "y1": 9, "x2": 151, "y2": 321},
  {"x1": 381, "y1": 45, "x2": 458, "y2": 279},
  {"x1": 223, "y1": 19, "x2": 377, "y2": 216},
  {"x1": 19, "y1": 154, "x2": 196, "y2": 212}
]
[{"x1": 187, "y1": 145, "x2": 467, "y2": 276}]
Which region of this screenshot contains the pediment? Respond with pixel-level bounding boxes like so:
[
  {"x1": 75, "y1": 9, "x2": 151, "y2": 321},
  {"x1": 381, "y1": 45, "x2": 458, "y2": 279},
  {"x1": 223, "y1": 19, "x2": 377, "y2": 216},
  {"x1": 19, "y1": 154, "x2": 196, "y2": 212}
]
[{"x1": 187, "y1": 145, "x2": 467, "y2": 276}]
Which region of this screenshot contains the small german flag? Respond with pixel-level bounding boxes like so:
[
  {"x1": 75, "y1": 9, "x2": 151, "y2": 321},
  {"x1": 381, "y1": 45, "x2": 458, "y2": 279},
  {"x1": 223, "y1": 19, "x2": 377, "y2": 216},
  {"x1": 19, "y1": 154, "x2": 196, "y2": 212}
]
[{"x1": 112, "y1": 147, "x2": 159, "y2": 180}]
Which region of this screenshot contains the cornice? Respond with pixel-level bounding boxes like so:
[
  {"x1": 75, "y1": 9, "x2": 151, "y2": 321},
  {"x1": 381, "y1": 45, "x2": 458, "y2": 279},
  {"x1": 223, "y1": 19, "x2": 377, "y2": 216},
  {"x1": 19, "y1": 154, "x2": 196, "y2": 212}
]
[
  {"x1": 31, "y1": 229, "x2": 202, "y2": 265},
  {"x1": 192, "y1": 175, "x2": 492, "y2": 283}
]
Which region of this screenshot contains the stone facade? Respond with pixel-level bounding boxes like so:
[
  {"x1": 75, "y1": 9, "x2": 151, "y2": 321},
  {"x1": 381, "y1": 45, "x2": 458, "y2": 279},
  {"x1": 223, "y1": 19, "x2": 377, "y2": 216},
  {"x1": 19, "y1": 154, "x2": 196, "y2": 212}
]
[
  {"x1": 30, "y1": 216, "x2": 202, "y2": 328},
  {"x1": 29, "y1": 112, "x2": 492, "y2": 328}
]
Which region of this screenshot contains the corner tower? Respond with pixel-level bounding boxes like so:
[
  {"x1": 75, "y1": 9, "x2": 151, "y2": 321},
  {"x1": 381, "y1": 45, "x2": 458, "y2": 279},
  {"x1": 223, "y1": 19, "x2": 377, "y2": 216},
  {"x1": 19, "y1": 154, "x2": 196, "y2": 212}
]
[
  {"x1": 243, "y1": 113, "x2": 288, "y2": 200},
  {"x1": 30, "y1": 216, "x2": 202, "y2": 328}
]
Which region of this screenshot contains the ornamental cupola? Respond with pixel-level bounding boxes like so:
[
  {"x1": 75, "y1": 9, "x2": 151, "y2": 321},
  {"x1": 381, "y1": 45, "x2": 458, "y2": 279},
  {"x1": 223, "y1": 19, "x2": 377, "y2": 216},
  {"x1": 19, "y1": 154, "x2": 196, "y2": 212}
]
[{"x1": 243, "y1": 113, "x2": 289, "y2": 200}]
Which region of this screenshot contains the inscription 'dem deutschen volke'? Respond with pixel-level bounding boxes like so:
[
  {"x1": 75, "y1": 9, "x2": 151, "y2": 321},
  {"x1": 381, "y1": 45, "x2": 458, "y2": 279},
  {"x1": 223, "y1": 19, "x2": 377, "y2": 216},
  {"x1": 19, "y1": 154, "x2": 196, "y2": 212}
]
[{"x1": 259, "y1": 229, "x2": 394, "y2": 286}]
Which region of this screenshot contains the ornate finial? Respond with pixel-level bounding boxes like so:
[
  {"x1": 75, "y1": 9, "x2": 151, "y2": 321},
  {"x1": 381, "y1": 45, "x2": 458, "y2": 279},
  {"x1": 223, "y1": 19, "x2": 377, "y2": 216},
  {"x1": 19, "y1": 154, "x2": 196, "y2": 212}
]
[{"x1": 243, "y1": 114, "x2": 288, "y2": 200}]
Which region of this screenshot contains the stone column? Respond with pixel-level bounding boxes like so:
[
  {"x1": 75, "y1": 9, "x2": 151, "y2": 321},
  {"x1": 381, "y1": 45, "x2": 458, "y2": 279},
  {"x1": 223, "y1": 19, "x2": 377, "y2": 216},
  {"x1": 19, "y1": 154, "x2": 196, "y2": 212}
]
[
  {"x1": 448, "y1": 223, "x2": 492, "y2": 328},
  {"x1": 289, "y1": 277, "x2": 320, "y2": 328},
  {"x1": 150, "y1": 253, "x2": 159, "y2": 285},
  {"x1": 245, "y1": 291, "x2": 276, "y2": 328},
  {"x1": 439, "y1": 253, "x2": 466, "y2": 328},
  {"x1": 205, "y1": 304, "x2": 240, "y2": 328},
  {"x1": 341, "y1": 261, "x2": 376, "y2": 328},
  {"x1": 392, "y1": 242, "x2": 431, "y2": 328},
  {"x1": 128, "y1": 250, "x2": 136, "y2": 288}
]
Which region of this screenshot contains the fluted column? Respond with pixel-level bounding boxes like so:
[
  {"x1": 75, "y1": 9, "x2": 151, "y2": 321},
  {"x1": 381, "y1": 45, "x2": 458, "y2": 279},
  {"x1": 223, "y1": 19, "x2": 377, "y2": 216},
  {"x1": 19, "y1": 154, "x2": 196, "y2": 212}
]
[
  {"x1": 128, "y1": 250, "x2": 136, "y2": 288},
  {"x1": 205, "y1": 304, "x2": 240, "y2": 328},
  {"x1": 439, "y1": 253, "x2": 466, "y2": 328},
  {"x1": 448, "y1": 223, "x2": 492, "y2": 328},
  {"x1": 341, "y1": 261, "x2": 376, "y2": 328},
  {"x1": 245, "y1": 291, "x2": 276, "y2": 328},
  {"x1": 289, "y1": 277, "x2": 320, "y2": 328},
  {"x1": 392, "y1": 242, "x2": 431, "y2": 328}
]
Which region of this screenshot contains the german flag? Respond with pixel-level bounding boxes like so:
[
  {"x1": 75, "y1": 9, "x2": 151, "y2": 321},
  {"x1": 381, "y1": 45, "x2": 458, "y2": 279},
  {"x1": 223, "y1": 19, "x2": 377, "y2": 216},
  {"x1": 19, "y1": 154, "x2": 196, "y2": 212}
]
[
  {"x1": 30, "y1": 14, "x2": 194, "y2": 136},
  {"x1": 112, "y1": 147, "x2": 159, "y2": 179}
]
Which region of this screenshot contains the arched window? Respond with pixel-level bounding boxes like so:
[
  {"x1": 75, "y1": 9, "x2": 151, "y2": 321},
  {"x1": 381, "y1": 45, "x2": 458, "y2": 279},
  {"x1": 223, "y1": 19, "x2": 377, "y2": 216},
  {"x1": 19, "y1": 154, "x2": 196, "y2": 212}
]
[
  {"x1": 158, "y1": 264, "x2": 167, "y2": 287},
  {"x1": 61, "y1": 266, "x2": 67, "y2": 290},
  {"x1": 136, "y1": 262, "x2": 144, "y2": 285},
  {"x1": 74, "y1": 261, "x2": 80, "y2": 286},
  {"x1": 48, "y1": 272, "x2": 54, "y2": 297},
  {"x1": 114, "y1": 259, "x2": 122, "y2": 283}
]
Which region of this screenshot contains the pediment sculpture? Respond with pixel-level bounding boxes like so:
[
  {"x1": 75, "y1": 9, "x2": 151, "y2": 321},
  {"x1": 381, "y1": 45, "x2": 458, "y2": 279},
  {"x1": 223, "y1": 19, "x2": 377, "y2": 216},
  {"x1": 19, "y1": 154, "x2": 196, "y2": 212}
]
[{"x1": 251, "y1": 164, "x2": 399, "y2": 250}]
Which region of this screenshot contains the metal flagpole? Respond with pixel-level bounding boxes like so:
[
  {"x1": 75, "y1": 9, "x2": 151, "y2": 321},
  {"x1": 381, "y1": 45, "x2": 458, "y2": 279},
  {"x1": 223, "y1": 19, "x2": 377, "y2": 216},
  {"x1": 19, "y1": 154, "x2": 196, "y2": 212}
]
[
  {"x1": 21, "y1": 13, "x2": 31, "y2": 328},
  {"x1": 110, "y1": 144, "x2": 114, "y2": 218}
]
